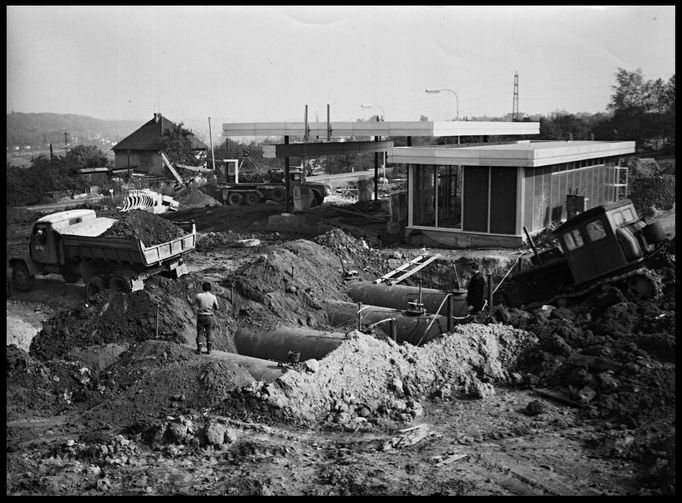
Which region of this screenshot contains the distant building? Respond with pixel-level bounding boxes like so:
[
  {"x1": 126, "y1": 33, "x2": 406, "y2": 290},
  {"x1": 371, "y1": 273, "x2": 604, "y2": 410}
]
[
  {"x1": 112, "y1": 113, "x2": 208, "y2": 176},
  {"x1": 388, "y1": 140, "x2": 635, "y2": 248}
]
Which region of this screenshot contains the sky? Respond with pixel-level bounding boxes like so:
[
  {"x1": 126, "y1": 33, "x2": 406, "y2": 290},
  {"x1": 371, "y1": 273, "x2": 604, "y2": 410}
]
[{"x1": 6, "y1": 5, "x2": 676, "y2": 135}]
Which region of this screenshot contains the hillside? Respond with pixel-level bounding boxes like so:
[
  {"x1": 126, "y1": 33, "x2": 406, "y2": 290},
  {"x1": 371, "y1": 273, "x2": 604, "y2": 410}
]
[{"x1": 6, "y1": 112, "x2": 140, "y2": 149}]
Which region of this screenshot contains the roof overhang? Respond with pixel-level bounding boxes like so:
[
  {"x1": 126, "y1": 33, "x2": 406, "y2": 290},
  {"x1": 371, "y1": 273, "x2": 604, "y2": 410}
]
[
  {"x1": 262, "y1": 140, "x2": 394, "y2": 159},
  {"x1": 388, "y1": 141, "x2": 636, "y2": 167},
  {"x1": 223, "y1": 120, "x2": 539, "y2": 138}
]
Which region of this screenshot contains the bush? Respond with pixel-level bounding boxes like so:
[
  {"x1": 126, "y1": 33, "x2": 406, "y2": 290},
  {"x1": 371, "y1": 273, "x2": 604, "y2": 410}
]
[{"x1": 629, "y1": 174, "x2": 676, "y2": 212}]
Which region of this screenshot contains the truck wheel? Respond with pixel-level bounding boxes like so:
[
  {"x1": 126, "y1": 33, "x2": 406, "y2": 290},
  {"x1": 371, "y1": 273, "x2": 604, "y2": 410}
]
[
  {"x1": 311, "y1": 191, "x2": 324, "y2": 207},
  {"x1": 227, "y1": 193, "x2": 244, "y2": 205},
  {"x1": 85, "y1": 276, "x2": 108, "y2": 300},
  {"x1": 270, "y1": 187, "x2": 285, "y2": 202},
  {"x1": 109, "y1": 274, "x2": 131, "y2": 293},
  {"x1": 244, "y1": 192, "x2": 261, "y2": 206},
  {"x1": 12, "y1": 262, "x2": 35, "y2": 292},
  {"x1": 61, "y1": 269, "x2": 81, "y2": 284}
]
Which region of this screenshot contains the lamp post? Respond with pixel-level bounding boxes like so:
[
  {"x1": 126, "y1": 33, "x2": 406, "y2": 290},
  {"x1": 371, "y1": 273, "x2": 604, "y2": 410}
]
[
  {"x1": 425, "y1": 89, "x2": 460, "y2": 144},
  {"x1": 425, "y1": 88, "x2": 459, "y2": 121}
]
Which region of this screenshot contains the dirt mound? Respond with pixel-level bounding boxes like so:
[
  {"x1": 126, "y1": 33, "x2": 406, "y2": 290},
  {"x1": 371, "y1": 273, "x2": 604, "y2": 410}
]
[
  {"x1": 99, "y1": 210, "x2": 186, "y2": 245},
  {"x1": 228, "y1": 239, "x2": 368, "y2": 330},
  {"x1": 483, "y1": 291, "x2": 676, "y2": 427},
  {"x1": 231, "y1": 325, "x2": 535, "y2": 426},
  {"x1": 6, "y1": 344, "x2": 106, "y2": 422},
  {"x1": 28, "y1": 274, "x2": 237, "y2": 361},
  {"x1": 313, "y1": 228, "x2": 387, "y2": 276},
  {"x1": 177, "y1": 188, "x2": 222, "y2": 210},
  {"x1": 81, "y1": 340, "x2": 255, "y2": 429}
]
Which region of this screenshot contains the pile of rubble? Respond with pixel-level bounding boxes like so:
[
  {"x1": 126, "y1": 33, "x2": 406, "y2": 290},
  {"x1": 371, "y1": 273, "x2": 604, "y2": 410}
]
[
  {"x1": 177, "y1": 188, "x2": 222, "y2": 210},
  {"x1": 227, "y1": 325, "x2": 535, "y2": 427},
  {"x1": 100, "y1": 210, "x2": 186, "y2": 245}
]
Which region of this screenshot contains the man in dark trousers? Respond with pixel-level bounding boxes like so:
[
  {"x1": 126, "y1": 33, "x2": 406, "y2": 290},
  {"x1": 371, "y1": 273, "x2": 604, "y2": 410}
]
[
  {"x1": 195, "y1": 281, "x2": 219, "y2": 354},
  {"x1": 466, "y1": 262, "x2": 487, "y2": 313}
]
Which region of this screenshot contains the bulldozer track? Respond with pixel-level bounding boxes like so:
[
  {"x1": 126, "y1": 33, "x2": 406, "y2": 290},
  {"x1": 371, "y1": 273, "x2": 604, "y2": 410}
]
[{"x1": 532, "y1": 266, "x2": 663, "y2": 308}]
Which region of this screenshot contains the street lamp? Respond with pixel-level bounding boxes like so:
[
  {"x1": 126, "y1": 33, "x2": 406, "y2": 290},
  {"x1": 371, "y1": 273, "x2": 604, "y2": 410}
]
[
  {"x1": 361, "y1": 104, "x2": 385, "y2": 121},
  {"x1": 425, "y1": 88, "x2": 459, "y2": 121}
]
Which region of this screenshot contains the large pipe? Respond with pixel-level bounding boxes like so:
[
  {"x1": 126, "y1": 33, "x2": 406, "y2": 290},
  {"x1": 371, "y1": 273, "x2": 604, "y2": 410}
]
[
  {"x1": 322, "y1": 300, "x2": 449, "y2": 346},
  {"x1": 188, "y1": 346, "x2": 287, "y2": 382},
  {"x1": 234, "y1": 326, "x2": 348, "y2": 363},
  {"x1": 348, "y1": 282, "x2": 468, "y2": 316}
]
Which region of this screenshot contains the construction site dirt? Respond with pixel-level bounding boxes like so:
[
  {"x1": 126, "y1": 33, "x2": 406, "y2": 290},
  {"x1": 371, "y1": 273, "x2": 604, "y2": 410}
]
[{"x1": 5, "y1": 190, "x2": 676, "y2": 496}]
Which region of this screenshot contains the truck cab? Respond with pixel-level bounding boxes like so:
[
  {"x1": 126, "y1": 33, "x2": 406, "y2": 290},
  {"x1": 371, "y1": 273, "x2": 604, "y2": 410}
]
[{"x1": 28, "y1": 209, "x2": 98, "y2": 266}]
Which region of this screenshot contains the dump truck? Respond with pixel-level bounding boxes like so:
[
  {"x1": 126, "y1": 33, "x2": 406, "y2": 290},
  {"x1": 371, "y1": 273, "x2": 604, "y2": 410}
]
[
  {"x1": 218, "y1": 160, "x2": 331, "y2": 207},
  {"x1": 9, "y1": 209, "x2": 196, "y2": 300},
  {"x1": 497, "y1": 198, "x2": 668, "y2": 307}
]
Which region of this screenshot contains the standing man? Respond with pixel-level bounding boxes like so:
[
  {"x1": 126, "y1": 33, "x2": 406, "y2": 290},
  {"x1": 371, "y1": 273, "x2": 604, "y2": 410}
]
[
  {"x1": 195, "y1": 281, "x2": 219, "y2": 354},
  {"x1": 466, "y1": 262, "x2": 487, "y2": 313}
]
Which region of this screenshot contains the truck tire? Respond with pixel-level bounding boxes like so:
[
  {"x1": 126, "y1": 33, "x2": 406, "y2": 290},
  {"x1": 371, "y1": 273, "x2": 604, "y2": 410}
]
[
  {"x1": 61, "y1": 269, "x2": 81, "y2": 284},
  {"x1": 270, "y1": 187, "x2": 286, "y2": 202},
  {"x1": 244, "y1": 192, "x2": 261, "y2": 206},
  {"x1": 227, "y1": 192, "x2": 244, "y2": 206},
  {"x1": 109, "y1": 274, "x2": 132, "y2": 293},
  {"x1": 12, "y1": 262, "x2": 35, "y2": 292},
  {"x1": 85, "y1": 276, "x2": 108, "y2": 300},
  {"x1": 311, "y1": 190, "x2": 324, "y2": 207}
]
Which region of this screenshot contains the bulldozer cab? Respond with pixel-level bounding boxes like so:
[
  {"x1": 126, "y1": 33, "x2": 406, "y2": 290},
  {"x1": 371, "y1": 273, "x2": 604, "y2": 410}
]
[{"x1": 555, "y1": 199, "x2": 641, "y2": 285}]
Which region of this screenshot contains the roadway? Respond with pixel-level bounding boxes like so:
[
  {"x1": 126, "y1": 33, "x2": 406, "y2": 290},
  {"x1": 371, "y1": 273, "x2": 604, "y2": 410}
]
[
  {"x1": 17, "y1": 194, "x2": 106, "y2": 212},
  {"x1": 307, "y1": 169, "x2": 387, "y2": 188}
]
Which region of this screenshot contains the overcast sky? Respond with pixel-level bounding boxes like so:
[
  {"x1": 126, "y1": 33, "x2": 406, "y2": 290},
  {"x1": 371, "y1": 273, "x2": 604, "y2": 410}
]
[{"x1": 7, "y1": 5, "x2": 676, "y2": 130}]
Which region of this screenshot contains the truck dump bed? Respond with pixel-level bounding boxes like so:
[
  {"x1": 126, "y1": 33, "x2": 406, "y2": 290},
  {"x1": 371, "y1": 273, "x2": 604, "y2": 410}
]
[{"x1": 60, "y1": 221, "x2": 196, "y2": 268}]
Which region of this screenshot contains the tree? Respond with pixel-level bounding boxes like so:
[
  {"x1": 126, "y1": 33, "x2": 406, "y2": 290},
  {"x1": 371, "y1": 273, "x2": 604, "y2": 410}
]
[
  {"x1": 159, "y1": 122, "x2": 204, "y2": 166},
  {"x1": 64, "y1": 145, "x2": 108, "y2": 191},
  {"x1": 606, "y1": 68, "x2": 675, "y2": 152}
]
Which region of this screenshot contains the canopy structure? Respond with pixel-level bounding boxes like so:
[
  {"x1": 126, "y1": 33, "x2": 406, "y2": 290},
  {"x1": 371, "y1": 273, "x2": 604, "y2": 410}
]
[
  {"x1": 222, "y1": 120, "x2": 539, "y2": 139},
  {"x1": 222, "y1": 120, "x2": 540, "y2": 209}
]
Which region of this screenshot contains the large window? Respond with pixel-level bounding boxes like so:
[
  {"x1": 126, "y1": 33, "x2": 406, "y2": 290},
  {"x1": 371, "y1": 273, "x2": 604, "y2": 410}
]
[
  {"x1": 563, "y1": 229, "x2": 584, "y2": 250},
  {"x1": 413, "y1": 165, "x2": 462, "y2": 229},
  {"x1": 585, "y1": 219, "x2": 607, "y2": 242}
]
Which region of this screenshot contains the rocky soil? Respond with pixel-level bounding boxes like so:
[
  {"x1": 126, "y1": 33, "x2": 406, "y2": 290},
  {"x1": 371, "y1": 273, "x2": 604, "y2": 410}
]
[{"x1": 5, "y1": 194, "x2": 676, "y2": 496}]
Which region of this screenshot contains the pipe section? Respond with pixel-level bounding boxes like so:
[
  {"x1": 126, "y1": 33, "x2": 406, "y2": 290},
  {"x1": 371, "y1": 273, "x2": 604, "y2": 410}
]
[
  {"x1": 234, "y1": 326, "x2": 348, "y2": 363},
  {"x1": 322, "y1": 300, "x2": 449, "y2": 346},
  {"x1": 348, "y1": 282, "x2": 469, "y2": 316}
]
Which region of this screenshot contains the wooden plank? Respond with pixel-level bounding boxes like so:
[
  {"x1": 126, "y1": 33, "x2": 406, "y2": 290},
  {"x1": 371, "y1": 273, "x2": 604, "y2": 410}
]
[
  {"x1": 389, "y1": 255, "x2": 439, "y2": 284},
  {"x1": 160, "y1": 152, "x2": 186, "y2": 186},
  {"x1": 375, "y1": 256, "x2": 426, "y2": 283}
]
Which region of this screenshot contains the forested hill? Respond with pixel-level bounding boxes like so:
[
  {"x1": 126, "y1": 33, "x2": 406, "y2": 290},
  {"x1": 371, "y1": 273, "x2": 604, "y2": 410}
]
[{"x1": 6, "y1": 112, "x2": 140, "y2": 149}]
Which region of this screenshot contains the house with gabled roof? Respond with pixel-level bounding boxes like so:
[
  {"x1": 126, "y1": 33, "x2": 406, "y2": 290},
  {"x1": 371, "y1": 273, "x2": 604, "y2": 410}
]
[{"x1": 111, "y1": 113, "x2": 208, "y2": 177}]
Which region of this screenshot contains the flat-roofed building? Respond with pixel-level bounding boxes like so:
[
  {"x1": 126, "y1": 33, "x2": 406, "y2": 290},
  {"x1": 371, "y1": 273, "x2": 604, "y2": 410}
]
[{"x1": 388, "y1": 140, "x2": 635, "y2": 248}]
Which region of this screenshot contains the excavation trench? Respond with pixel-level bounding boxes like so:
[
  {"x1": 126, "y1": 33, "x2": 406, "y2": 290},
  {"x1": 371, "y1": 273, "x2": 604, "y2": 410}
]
[{"x1": 233, "y1": 302, "x2": 458, "y2": 368}]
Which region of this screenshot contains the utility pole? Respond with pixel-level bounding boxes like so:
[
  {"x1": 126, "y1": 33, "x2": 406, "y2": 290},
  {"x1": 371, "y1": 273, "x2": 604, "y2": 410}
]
[
  {"x1": 208, "y1": 117, "x2": 216, "y2": 171},
  {"x1": 512, "y1": 71, "x2": 519, "y2": 121}
]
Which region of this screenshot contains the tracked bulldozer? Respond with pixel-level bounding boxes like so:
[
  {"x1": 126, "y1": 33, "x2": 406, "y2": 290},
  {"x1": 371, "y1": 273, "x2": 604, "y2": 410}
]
[{"x1": 496, "y1": 198, "x2": 670, "y2": 308}]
